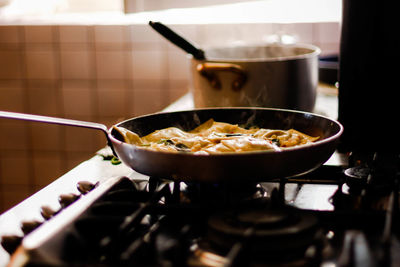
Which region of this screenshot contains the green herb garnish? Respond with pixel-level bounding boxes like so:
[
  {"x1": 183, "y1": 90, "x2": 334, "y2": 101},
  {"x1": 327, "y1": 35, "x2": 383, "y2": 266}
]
[
  {"x1": 175, "y1": 143, "x2": 190, "y2": 152},
  {"x1": 111, "y1": 156, "x2": 121, "y2": 165},
  {"x1": 158, "y1": 139, "x2": 174, "y2": 145},
  {"x1": 140, "y1": 143, "x2": 151, "y2": 147}
]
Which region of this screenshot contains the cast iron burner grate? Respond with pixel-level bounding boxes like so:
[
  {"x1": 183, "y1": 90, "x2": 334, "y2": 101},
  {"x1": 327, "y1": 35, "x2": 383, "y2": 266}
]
[
  {"x1": 2, "y1": 153, "x2": 400, "y2": 266},
  {"x1": 2, "y1": 175, "x2": 326, "y2": 266}
]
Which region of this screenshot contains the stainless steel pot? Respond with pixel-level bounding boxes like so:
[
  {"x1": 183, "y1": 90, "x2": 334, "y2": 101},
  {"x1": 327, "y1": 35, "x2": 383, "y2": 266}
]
[{"x1": 189, "y1": 43, "x2": 321, "y2": 111}]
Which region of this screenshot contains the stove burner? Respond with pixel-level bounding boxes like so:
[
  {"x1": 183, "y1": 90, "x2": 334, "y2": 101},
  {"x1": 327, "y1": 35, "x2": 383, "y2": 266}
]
[
  {"x1": 344, "y1": 165, "x2": 370, "y2": 192},
  {"x1": 344, "y1": 166, "x2": 370, "y2": 180},
  {"x1": 341, "y1": 152, "x2": 400, "y2": 211},
  {"x1": 237, "y1": 209, "x2": 289, "y2": 226},
  {"x1": 207, "y1": 205, "x2": 320, "y2": 256}
]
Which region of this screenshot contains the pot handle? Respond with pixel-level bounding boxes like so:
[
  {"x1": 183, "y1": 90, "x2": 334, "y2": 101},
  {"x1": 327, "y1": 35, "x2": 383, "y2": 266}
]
[
  {"x1": 0, "y1": 110, "x2": 116, "y2": 155},
  {"x1": 196, "y1": 62, "x2": 247, "y2": 91}
]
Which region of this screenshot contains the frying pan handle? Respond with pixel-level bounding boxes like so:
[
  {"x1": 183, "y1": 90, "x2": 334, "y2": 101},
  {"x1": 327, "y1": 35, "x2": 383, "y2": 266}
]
[
  {"x1": 0, "y1": 111, "x2": 115, "y2": 154},
  {"x1": 196, "y1": 62, "x2": 247, "y2": 91}
]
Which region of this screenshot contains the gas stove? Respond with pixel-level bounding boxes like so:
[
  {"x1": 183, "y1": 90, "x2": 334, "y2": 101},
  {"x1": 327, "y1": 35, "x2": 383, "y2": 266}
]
[{"x1": 1, "y1": 147, "x2": 399, "y2": 266}]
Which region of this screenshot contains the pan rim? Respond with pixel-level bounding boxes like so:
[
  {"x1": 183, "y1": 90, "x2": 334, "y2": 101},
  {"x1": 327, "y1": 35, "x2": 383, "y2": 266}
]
[
  {"x1": 189, "y1": 43, "x2": 321, "y2": 63},
  {"x1": 109, "y1": 107, "x2": 343, "y2": 157}
]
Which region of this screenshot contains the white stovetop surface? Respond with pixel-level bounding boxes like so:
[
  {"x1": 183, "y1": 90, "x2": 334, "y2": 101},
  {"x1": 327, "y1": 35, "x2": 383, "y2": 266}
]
[{"x1": 0, "y1": 152, "x2": 143, "y2": 266}]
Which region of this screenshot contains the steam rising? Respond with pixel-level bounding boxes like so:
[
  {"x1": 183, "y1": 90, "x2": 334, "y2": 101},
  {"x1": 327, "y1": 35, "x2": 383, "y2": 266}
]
[{"x1": 206, "y1": 45, "x2": 316, "y2": 61}]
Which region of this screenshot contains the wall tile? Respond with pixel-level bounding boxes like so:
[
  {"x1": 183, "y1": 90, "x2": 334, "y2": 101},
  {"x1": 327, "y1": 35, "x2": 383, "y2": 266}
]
[
  {"x1": 64, "y1": 126, "x2": 99, "y2": 152},
  {"x1": 291, "y1": 23, "x2": 314, "y2": 43},
  {"x1": 130, "y1": 24, "x2": 163, "y2": 44},
  {"x1": 255, "y1": 23, "x2": 276, "y2": 44},
  {"x1": 168, "y1": 80, "x2": 189, "y2": 103},
  {"x1": 0, "y1": 80, "x2": 25, "y2": 112},
  {"x1": 318, "y1": 43, "x2": 339, "y2": 56},
  {"x1": 96, "y1": 50, "x2": 131, "y2": 79},
  {"x1": 222, "y1": 23, "x2": 275, "y2": 46},
  {"x1": 24, "y1": 43, "x2": 54, "y2": 51},
  {"x1": 60, "y1": 50, "x2": 92, "y2": 79},
  {"x1": 132, "y1": 50, "x2": 167, "y2": 80},
  {"x1": 167, "y1": 48, "x2": 190, "y2": 80},
  {"x1": 61, "y1": 80, "x2": 94, "y2": 118},
  {"x1": 59, "y1": 25, "x2": 90, "y2": 43},
  {"x1": 124, "y1": 87, "x2": 135, "y2": 117},
  {"x1": 94, "y1": 25, "x2": 129, "y2": 46},
  {"x1": 0, "y1": 26, "x2": 20, "y2": 44},
  {"x1": 0, "y1": 51, "x2": 23, "y2": 79},
  {"x1": 97, "y1": 116, "x2": 128, "y2": 129},
  {"x1": 59, "y1": 42, "x2": 91, "y2": 51},
  {"x1": 32, "y1": 152, "x2": 64, "y2": 187},
  {"x1": 131, "y1": 41, "x2": 165, "y2": 51},
  {"x1": 26, "y1": 80, "x2": 60, "y2": 116},
  {"x1": 0, "y1": 120, "x2": 30, "y2": 151},
  {"x1": 198, "y1": 24, "x2": 243, "y2": 48},
  {"x1": 25, "y1": 50, "x2": 58, "y2": 79},
  {"x1": 24, "y1": 26, "x2": 55, "y2": 43},
  {"x1": 1, "y1": 184, "x2": 31, "y2": 212},
  {"x1": 97, "y1": 80, "x2": 127, "y2": 117},
  {"x1": 30, "y1": 123, "x2": 63, "y2": 151},
  {"x1": 93, "y1": 130, "x2": 107, "y2": 148},
  {"x1": 133, "y1": 89, "x2": 164, "y2": 115},
  {"x1": 132, "y1": 80, "x2": 164, "y2": 115},
  {"x1": 314, "y1": 22, "x2": 340, "y2": 45},
  {"x1": 0, "y1": 151, "x2": 30, "y2": 185},
  {"x1": 264, "y1": 23, "x2": 312, "y2": 44}
]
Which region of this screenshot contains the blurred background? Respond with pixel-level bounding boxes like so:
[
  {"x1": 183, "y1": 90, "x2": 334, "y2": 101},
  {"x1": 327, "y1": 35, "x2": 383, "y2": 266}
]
[{"x1": 0, "y1": 0, "x2": 341, "y2": 212}]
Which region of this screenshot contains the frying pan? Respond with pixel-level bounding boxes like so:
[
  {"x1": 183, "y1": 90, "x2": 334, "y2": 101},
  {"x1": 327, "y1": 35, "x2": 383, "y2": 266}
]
[{"x1": 0, "y1": 108, "x2": 343, "y2": 183}]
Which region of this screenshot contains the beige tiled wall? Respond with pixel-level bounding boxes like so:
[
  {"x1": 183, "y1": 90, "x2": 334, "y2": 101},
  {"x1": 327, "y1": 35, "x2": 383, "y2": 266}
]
[{"x1": 0, "y1": 22, "x2": 340, "y2": 213}]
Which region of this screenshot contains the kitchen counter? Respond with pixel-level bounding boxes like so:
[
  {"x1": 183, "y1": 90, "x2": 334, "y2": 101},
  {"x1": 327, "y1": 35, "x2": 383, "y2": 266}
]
[{"x1": 0, "y1": 88, "x2": 339, "y2": 266}]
